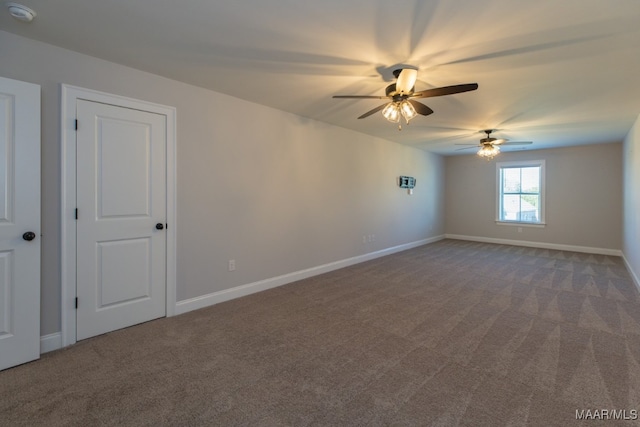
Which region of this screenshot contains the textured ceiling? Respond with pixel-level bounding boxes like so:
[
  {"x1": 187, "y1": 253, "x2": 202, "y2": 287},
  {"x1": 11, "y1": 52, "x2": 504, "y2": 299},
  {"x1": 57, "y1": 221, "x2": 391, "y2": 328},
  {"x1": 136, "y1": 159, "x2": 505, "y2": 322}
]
[{"x1": 2, "y1": 0, "x2": 640, "y2": 154}]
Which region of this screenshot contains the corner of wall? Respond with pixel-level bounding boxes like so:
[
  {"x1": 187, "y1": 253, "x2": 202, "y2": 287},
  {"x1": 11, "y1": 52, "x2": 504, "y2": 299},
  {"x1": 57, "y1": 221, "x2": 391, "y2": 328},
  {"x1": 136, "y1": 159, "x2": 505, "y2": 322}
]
[{"x1": 622, "y1": 113, "x2": 640, "y2": 292}]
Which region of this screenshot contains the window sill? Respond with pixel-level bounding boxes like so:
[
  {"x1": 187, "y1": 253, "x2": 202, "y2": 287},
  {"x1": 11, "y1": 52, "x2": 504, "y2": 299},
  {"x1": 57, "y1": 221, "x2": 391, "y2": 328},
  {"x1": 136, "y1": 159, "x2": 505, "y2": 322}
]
[{"x1": 495, "y1": 221, "x2": 546, "y2": 228}]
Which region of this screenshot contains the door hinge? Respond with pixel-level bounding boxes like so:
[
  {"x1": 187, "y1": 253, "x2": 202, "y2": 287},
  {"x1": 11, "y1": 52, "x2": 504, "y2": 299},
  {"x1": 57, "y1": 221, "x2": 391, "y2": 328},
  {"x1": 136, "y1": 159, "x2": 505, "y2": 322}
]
[
  {"x1": 75, "y1": 297, "x2": 78, "y2": 309},
  {"x1": 75, "y1": 119, "x2": 78, "y2": 130},
  {"x1": 75, "y1": 208, "x2": 78, "y2": 220}
]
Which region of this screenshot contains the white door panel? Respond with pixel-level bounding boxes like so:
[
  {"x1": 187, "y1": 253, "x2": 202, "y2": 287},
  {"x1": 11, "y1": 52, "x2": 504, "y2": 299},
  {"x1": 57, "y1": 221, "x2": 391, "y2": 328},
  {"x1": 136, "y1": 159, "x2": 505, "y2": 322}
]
[
  {"x1": 0, "y1": 76, "x2": 40, "y2": 371},
  {"x1": 76, "y1": 100, "x2": 166, "y2": 340},
  {"x1": 0, "y1": 251, "x2": 16, "y2": 337},
  {"x1": 98, "y1": 238, "x2": 152, "y2": 307},
  {"x1": 98, "y1": 118, "x2": 151, "y2": 218}
]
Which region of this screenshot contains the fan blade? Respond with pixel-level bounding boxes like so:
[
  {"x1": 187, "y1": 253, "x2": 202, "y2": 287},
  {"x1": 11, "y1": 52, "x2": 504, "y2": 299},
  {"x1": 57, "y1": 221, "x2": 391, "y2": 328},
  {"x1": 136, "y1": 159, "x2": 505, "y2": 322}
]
[
  {"x1": 412, "y1": 83, "x2": 479, "y2": 99},
  {"x1": 396, "y1": 69, "x2": 418, "y2": 94},
  {"x1": 333, "y1": 95, "x2": 389, "y2": 99},
  {"x1": 501, "y1": 141, "x2": 533, "y2": 145},
  {"x1": 454, "y1": 143, "x2": 480, "y2": 146},
  {"x1": 357, "y1": 104, "x2": 387, "y2": 119},
  {"x1": 408, "y1": 100, "x2": 434, "y2": 116},
  {"x1": 455, "y1": 146, "x2": 479, "y2": 151}
]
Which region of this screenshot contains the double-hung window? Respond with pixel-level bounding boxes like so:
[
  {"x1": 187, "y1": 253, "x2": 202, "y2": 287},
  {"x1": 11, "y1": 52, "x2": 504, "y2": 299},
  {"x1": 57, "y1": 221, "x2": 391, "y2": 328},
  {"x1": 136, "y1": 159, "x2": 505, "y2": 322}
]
[{"x1": 497, "y1": 160, "x2": 545, "y2": 225}]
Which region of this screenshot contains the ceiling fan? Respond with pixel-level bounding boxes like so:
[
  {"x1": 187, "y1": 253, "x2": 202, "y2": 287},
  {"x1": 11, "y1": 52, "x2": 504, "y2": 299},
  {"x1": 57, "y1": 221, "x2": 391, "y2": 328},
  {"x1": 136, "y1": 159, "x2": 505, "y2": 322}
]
[
  {"x1": 456, "y1": 129, "x2": 533, "y2": 159},
  {"x1": 333, "y1": 68, "x2": 478, "y2": 129}
]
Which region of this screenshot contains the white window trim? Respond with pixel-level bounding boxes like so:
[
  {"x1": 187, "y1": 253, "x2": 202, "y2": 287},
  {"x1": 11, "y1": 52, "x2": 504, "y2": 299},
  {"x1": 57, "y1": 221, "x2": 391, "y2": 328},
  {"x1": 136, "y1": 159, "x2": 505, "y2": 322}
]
[
  {"x1": 496, "y1": 159, "x2": 546, "y2": 226},
  {"x1": 495, "y1": 221, "x2": 546, "y2": 228}
]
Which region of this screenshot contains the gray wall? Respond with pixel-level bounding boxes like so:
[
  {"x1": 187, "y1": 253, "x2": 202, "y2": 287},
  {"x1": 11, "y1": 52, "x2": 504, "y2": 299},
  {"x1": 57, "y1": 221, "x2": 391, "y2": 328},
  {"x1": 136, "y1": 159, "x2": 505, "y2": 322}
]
[
  {"x1": 445, "y1": 143, "x2": 623, "y2": 250},
  {"x1": 0, "y1": 31, "x2": 445, "y2": 336},
  {"x1": 623, "y1": 114, "x2": 640, "y2": 285}
]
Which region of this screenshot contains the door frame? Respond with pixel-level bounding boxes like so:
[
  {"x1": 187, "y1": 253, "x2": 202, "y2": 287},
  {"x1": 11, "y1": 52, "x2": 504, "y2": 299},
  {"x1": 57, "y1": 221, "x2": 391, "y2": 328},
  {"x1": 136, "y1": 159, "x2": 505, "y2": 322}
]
[{"x1": 61, "y1": 84, "x2": 177, "y2": 347}]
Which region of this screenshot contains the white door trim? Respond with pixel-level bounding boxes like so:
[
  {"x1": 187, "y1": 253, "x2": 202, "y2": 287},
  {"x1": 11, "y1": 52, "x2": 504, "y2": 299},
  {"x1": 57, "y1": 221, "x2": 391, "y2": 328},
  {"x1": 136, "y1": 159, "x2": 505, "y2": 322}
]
[{"x1": 61, "y1": 84, "x2": 177, "y2": 347}]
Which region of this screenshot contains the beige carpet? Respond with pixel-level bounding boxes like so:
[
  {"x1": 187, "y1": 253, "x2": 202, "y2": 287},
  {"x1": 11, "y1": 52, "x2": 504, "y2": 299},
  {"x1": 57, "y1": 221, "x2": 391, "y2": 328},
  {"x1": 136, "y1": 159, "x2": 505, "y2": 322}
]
[{"x1": 2, "y1": 239, "x2": 640, "y2": 426}]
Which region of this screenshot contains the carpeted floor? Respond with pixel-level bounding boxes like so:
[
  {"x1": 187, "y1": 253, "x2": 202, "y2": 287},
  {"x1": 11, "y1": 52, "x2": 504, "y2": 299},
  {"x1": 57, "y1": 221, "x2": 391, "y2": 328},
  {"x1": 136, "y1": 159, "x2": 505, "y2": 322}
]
[{"x1": 2, "y1": 239, "x2": 640, "y2": 426}]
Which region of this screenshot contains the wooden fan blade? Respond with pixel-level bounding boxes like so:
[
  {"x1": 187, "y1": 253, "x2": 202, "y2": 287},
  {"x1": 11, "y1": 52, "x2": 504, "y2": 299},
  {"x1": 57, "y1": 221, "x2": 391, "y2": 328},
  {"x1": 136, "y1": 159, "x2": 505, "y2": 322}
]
[
  {"x1": 412, "y1": 83, "x2": 478, "y2": 99},
  {"x1": 408, "y1": 100, "x2": 434, "y2": 116},
  {"x1": 357, "y1": 104, "x2": 386, "y2": 119},
  {"x1": 455, "y1": 146, "x2": 479, "y2": 151},
  {"x1": 333, "y1": 95, "x2": 389, "y2": 99},
  {"x1": 501, "y1": 141, "x2": 533, "y2": 145}
]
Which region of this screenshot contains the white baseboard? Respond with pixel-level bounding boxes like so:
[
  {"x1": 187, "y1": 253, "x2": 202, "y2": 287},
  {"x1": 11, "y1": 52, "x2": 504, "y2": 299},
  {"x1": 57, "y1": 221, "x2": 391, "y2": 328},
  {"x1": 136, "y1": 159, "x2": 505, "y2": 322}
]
[
  {"x1": 40, "y1": 332, "x2": 62, "y2": 354},
  {"x1": 622, "y1": 253, "x2": 640, "y2": 293},
  {"x1": 445, "y1": 234, "x2": 623, "y2": 257},
  {"x1": 174, "y1": 235, "x2": 445, "y2": 316}
]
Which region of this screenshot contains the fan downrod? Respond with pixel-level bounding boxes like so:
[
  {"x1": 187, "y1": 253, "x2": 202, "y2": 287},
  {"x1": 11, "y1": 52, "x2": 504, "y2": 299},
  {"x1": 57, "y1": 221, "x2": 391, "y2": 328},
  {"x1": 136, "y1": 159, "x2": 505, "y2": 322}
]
[{"x1": 481, "y1": 129, "x2": 497, "y2": 144}]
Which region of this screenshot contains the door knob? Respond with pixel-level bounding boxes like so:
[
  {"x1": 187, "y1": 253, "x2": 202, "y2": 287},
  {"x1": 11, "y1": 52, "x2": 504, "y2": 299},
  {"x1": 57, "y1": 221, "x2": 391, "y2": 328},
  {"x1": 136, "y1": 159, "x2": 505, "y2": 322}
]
[
  {"x1": 155, "y1": 223, "x2": 164, "y2": 230},
  {"x1": 23, "y1": 231, "x2": 36, "y2": 241}
]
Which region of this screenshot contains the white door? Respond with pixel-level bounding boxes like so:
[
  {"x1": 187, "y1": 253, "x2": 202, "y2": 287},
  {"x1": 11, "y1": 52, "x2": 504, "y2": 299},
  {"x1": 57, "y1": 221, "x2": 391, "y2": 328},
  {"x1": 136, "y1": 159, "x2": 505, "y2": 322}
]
[
  {"x1": 0, "y1": 76, "x2": 41, "y2": 371},
  {"x1": 76, "y1": 99, "x2": 166, "y2": 340}
]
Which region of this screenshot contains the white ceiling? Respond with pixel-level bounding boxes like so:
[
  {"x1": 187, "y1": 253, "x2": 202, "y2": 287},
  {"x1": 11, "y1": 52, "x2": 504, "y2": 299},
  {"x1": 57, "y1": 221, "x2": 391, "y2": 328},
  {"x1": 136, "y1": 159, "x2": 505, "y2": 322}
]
[{"x1": 2, "y1": 0, "x2": 640, "y2": 155}]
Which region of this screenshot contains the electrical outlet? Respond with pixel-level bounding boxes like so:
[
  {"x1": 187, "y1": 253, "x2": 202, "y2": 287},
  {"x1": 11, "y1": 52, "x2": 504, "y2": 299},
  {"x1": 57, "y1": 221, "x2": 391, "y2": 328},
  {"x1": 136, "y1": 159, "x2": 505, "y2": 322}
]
[{"x1": 228, "y1": 259, "x2": 236, "y2": 271}]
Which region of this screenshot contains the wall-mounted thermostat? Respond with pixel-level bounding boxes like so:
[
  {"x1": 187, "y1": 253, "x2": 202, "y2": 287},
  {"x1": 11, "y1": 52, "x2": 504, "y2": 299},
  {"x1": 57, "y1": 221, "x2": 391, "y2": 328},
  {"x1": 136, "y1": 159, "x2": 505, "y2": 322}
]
[{"x1": 399, "y1": 176, "x2": 416, "y2": 189}]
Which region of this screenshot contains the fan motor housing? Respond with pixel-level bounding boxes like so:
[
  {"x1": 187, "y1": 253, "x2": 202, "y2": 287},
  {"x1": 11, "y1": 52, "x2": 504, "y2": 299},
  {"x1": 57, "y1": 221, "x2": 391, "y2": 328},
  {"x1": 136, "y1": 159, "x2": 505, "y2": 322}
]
[{"x1": 385, "y1": 84, "x2": 412, "y2": 101}]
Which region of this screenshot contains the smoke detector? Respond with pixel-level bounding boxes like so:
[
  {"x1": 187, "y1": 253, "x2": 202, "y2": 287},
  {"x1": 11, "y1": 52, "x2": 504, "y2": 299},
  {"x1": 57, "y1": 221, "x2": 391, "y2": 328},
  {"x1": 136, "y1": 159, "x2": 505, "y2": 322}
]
[{"x1": 6, "y1": 2, "x2": 36, "y2": 22}]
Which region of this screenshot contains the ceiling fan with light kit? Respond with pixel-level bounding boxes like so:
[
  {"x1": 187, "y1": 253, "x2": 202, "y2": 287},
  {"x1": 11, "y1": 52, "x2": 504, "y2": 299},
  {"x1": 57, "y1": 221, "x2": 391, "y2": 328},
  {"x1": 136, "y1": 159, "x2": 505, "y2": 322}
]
[
  {"x1": 333, "y1": 68, "x2": 478, "y2": 130},
  {"x1": 456, "y1": 129, "x2": 533, "y2": 159}
]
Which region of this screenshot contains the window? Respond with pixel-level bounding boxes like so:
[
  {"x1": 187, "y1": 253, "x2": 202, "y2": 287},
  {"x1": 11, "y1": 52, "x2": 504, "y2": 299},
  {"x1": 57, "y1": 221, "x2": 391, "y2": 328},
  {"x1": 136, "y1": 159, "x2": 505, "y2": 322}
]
[{"x1": 497, "y1": 160, "x2": 545, "y2": 225}]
